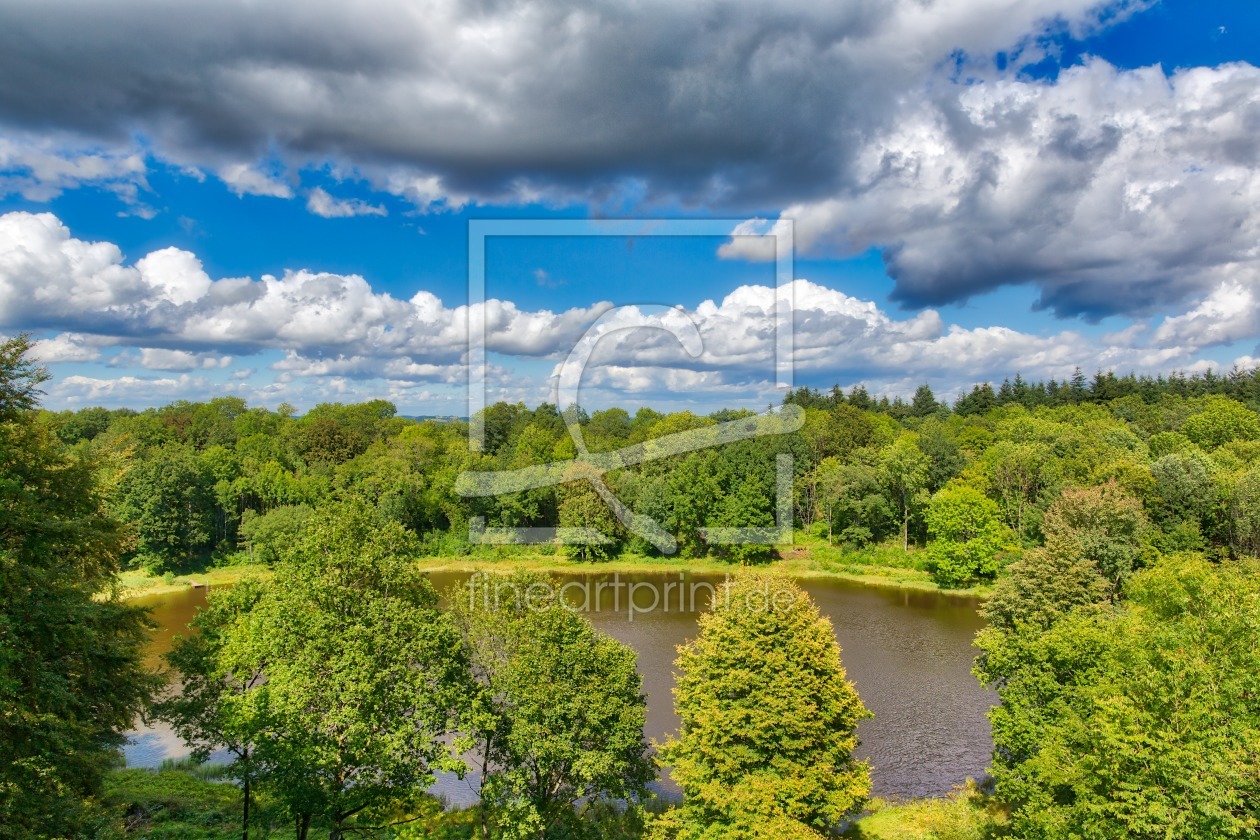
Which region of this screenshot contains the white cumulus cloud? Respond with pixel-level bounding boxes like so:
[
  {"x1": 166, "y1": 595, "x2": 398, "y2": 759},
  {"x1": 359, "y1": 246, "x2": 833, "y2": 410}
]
[{"x1": 305, "y1": 186, "x2": 387, "y2": 218}]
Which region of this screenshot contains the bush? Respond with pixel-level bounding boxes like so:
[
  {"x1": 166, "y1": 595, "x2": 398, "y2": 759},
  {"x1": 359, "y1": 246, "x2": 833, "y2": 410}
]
[{"x1": 924, "y1": 485, "x2": 1006, "y2": 587}]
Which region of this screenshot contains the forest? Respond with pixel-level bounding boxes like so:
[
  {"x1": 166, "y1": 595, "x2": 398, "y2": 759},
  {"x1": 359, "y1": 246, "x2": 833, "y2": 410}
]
[{"x1": 5, "y1": 331, "x2": 1260, "y2": 838}]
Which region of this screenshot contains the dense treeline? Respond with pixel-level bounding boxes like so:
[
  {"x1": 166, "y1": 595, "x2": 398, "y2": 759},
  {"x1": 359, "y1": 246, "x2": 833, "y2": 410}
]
[
  {"x1": 784, "y1": 364, "x2": 1260, "y2": 417},
  {"x1": 36, "y1": 360, "x2": 1260, "y2": 588}
]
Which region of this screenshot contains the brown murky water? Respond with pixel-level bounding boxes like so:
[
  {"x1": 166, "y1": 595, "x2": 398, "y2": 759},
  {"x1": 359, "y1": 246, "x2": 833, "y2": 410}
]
[{"x1": 125, "y1": 571, "x2": 993, "y2": 802}]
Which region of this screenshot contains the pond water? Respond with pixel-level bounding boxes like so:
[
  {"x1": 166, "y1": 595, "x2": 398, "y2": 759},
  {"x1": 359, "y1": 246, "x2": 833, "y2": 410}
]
[{"x1": 125, "y1": 571, "x2": 994, "y2": 803}]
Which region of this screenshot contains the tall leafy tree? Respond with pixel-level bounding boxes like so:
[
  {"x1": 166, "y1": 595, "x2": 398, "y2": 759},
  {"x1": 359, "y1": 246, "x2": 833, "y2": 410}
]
[
  {"x1": 654, "y1": 575, "x2": 870, "y2": 839},
  {"x1": 880, "y1": 434, "x2": 930, "y2": 551},
  {"x1": 556, "y1": 467, "x2": 620, "y2": 561},
  {"x1": 924, "y1": 483, "x2": 1008, "y2": 587},
  {"x1": 982, "y1": 556, "x2": 1260, "y2": 839},
  {"x1": 453, "y1": 571, "x2": 653, "y2": 839},
  {"x1": 1231, "y1": 466, "x2": 1260, "y2": 557},
  {"x1": 223, "y1": 501, "x2": 469, "y2": 839},
  {"x1": 115, "y1": 444, "x2": 217, "y2": 570},
  {"x1": 1040, "y1": 481, "x2": 1150, "y2": 599},
  {"x1": 0, "y1": 336, "x2": 157, "y2": 835},
  {"x1": 154, "y1": 579, "x2": 268, "y2": 839},
  {"x1": 985, "y1": 441, "x2": 1058, "y2": 544}
]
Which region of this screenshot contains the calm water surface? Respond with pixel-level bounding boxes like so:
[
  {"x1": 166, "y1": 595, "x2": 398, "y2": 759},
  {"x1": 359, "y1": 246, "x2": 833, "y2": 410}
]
[{"x1": 125, "y1": 571, "x2": 993, "y2": 802}]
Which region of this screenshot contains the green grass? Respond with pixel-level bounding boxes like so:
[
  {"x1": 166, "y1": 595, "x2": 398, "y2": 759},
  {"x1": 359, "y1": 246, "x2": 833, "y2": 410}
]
[
  {"x1": 845, "y1": 782, "x2": 1007, "y2": 839},
  {"x1": 102, "y1": 766, "x2": 476, "y2": 838},
  {"x1": 114, "y1": 565, "x2": 270, "y2": 599},
  {"x1": 103, "y1": 767, "x2": 253, "y2": 839},
  {"x1": 115, "y1": 533, "x2": 993, "y2": 601},
  {"x1": 415, "y1": 535, "x2": 993, "y2": 598}
]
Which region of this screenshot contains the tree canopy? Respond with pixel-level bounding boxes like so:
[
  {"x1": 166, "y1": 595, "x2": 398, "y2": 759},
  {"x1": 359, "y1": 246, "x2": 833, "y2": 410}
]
[
  {"x1": 0, "y1": 335, "x2": 156, "y2": 835},
  {"x1": 654, "y1": 575, "x2": 870, "y2": 839}
]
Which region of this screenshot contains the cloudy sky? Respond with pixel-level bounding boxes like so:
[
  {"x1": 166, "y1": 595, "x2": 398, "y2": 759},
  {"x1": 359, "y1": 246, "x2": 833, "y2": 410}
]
[{"x1": 1, "y1": 0, "x2": 1258, "y2": 414}]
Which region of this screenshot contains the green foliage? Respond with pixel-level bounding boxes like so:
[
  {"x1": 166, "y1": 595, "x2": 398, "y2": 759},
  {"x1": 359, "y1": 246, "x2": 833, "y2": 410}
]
[
  {"x1": 712, "y1": 474, "x2": 777, "y2": 564},
  {"x1": 0, "y1": 333, "x2": 48, "y2": 420},
  {"x1": 1145, "y1": 430, "x2": 1195, "y2": 459},
  {"x1": 152, "y1": 580, "x2": 269, "y2": 835},
  {"x1": 983, "y1": 555, "x2": 1260, "y2": 839},
  {"x1": 220, "y1": 501, "x2": 470, "y2": 838},
  {"x1": 924, "y1": 484, "x2": 1007, "y2": 587},
  {"x1": 557, "y1": 470, "x2": 621, "y2": 560},
  {"x1": 116, "y1": 444, "x2": 217, "y2": 571},
  {"x1": 0, "y1": 335, "x2": 157, "y2": 837},
  {"x1": 33, "y1": 359, "x2": 1260, "y2": 580},
  {"x1": 1148, "y1": 450, "x2": 1215, "y2": 544},
  {"x1": 453, "y1": 571, "x2": 653, "y2": 838},
  {"x1": 1040, "y1": 481, "x2": 1150, "y2": 597},
  {"x1": 655, "y1": 575, "x2": 870, "y2": 839},
  {"x1": 1232, "y1": 465, "x2": 1260, "y2": 556},
  {"x1": 1182, "y1": 394, "x2": 1260, "y2": 449},
  {"x1": 237, "y1": 503, "x2": 313, "y2": 564},
  {"x1": 983, "y1": 440, "x2": 1058, "y2": 544},
  {"x1": 880, "y1": 434, "x2": 930, "y2": 551}
]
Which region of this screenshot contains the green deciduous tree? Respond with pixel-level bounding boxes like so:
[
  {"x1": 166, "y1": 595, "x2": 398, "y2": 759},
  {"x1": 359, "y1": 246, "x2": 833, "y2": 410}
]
[
  {"x1": 654, "y1": 575, "x2": 870, "y2": 839},
  {"x1": 983, "y1": 556, "x2": 1260, "y2": 839},
  {"x1": 1182, "y1": 394, "x2": 1260, "y2": 449},
  {"x1": 154, "y1": 579, "x2": 268, "y2": 837},
  {"x1": 985, "y1": 441, "x2": 1058, "y2": 544},
  {"x1": 237, "y1": 503, "x2": 313, "y2": 564},
  {"x1": 924, "y1": 484, "x2": 1007, "y2": 587},
  {"x1": 880, "y1": 435, "x2": 930, "y2": 551},
  {"x1": 1040, "y1": 481, "x2": 1150, "y2": 599},
  {"x1": 222, "y1": 502, "x2": 469, "y2": 839},
  {"x1": 0, "y1": 335, "x2": 157, "y2": 835},
  {"x1": 557, "y1": 470, "x2": 620, "y2": 561},
  {"x1": 116, "y1": 444, "x2": 217, "y2": 570},
  {"x1": 1231, "y1": 466, "x2": 1260, "y2": 557},
  {"x1": 1149, "y1": 451, "x2": 1215, "y2": 546},
  {"x1": 453, "y1": 572, "x2": 653, "y2": 839}
]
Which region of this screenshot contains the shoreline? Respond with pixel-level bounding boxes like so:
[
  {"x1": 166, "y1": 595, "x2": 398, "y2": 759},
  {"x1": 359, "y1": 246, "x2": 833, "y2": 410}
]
[{"x1": 117, "y1": 545, "x2": 992, "y2": 602}]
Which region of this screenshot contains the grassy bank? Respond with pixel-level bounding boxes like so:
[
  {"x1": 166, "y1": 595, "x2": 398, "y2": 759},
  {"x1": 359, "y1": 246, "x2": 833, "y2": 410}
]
[
  {"x1": 844, "y1": 781, "x2": 1007, "y2": 839},
  {"x1": 116, "y1": 538, "x2": 992, "y2": 601},
  {"x1": 115, "y1": 565, "x2": 271, "y2": 600},
  {"x1": 414, "y1": 537, "x2": 993, "y2": 599}
]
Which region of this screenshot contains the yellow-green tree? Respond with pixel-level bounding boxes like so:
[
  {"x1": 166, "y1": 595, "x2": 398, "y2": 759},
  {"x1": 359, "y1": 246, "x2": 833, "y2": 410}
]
[
  {"x1": 654, "y1": 575, "x2": 870, "y2": 839},
  {"x1": 925, "y1": 483, "x2": 1008, "y2": 587}
]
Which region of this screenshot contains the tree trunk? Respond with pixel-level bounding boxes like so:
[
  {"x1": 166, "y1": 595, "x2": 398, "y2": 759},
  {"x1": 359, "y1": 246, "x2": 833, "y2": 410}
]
[
  {"x1": 902, "y1": 502, "x2": 910, "y2": 552},
  {"x1": 241, "y1": 765, "x2": 250, "y2": 840},
  {"x1": 296, "y1": 814, "x2": 310, "y2": 840}
]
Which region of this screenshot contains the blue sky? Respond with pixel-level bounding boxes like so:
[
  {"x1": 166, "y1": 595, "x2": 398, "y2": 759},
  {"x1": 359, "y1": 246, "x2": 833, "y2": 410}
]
[{"x1": 1, "y1": 0, "x2": 1258, "y2": 414}]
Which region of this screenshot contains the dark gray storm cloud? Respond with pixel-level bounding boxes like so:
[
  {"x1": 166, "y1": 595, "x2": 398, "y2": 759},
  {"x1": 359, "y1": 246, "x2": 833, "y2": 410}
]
[{"x1": 0, "y1": 0, "x2": 1125, "y2": 207}]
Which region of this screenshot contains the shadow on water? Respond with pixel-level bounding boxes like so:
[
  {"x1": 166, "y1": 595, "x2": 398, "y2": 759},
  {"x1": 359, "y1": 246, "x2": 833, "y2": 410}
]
[{"x1": 126, "y1": 571, "x2": 994, "y2": 805}]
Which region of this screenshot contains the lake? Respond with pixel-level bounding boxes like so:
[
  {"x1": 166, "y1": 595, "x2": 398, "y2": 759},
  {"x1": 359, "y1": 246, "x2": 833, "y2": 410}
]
[{"x1": 125, "y1": 570, "x2": 994, "y2": 803}]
